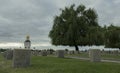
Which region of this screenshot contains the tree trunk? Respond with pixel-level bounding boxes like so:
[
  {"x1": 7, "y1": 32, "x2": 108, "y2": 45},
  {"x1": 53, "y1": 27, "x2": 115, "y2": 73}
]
[{"x1": 75, "y1": 45, "x2": 79, "y2": 51}]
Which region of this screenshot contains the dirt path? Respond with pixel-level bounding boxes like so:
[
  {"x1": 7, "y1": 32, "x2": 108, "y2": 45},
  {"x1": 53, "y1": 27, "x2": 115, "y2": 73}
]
[{"x1": 66, "y1": 56, "x2": 120, "y2": 63}]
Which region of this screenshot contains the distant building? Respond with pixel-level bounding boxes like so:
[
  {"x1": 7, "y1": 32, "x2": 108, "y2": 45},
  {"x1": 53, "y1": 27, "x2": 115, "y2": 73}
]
[{"x1": 24, "y1": 35, "x2": 31, "y2": 49}]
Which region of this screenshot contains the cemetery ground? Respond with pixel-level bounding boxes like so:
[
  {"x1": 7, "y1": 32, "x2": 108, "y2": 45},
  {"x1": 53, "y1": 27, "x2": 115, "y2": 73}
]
[
  {"x1": 66, "y1": 52, "x2": 120, "y2": 61},
  {"x1": 0, "y1": 53, "x2": 120, "y2": 73}
]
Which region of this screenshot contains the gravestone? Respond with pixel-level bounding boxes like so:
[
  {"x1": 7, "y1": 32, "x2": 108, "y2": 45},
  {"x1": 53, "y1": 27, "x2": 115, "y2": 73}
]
[
  {"x1": 3, "y1": 50, "x2": 13, "y2": 60},
  {"x1": 57, "y1": 50, "x2": 64, "y2": 58},
  {"x1": 12, "y1": 49, "x2": 31, "y2": 68},
  {"x1": 41, "y1": 50, "x2": 47, "y2": 56},
  {"x1": 89, "y1": 49, "x2": 101, "y2": 62}
]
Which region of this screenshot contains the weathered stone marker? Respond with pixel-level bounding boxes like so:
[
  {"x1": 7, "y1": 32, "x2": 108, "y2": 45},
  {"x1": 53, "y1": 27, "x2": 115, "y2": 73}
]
[
  {"x1": 57, "y1": 50, "x2": 64, "y2": 58},
  {"x1": 12, "y1": 49, "x2": 31, "y2": 68},
  {"x1": 89, "y1": 49, "x2": 101, "y2": 62}
]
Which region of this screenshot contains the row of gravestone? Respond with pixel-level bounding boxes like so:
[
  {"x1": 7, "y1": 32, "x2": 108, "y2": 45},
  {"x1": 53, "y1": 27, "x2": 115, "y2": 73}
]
[
  {"x1": 3, "y1": 49, "x2": 119, "y2": 59},
  {"x1": 2, "y1": 49, "x2": 65, "y2": 68},
  {"x1": 3, "y1": 50, "x2": 54, "y2": 60},
  {"x1": 3, "y1": 49, "x2": 114, "y2": 68},
  {"x1": 31, "y1": 50, "x2": 64, "y2": 58},
  {"x1": 31, "y1": 50, "x2": 81, "y2": 56},
  {"x1": 31, "y1": 50, "x2": 54, "y2": 56}
]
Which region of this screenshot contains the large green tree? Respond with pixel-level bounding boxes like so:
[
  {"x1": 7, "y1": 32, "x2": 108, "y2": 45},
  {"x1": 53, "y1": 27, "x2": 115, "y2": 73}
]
[
  {"x1": 49, "y1": 4, "x2": 104, "y2": 51},
  {"x1": 105, "y1": 25, "x2": 120, "y2": 49},
  {"x1": 87, "y1": 26, "x2": 105, "y2": 45}
]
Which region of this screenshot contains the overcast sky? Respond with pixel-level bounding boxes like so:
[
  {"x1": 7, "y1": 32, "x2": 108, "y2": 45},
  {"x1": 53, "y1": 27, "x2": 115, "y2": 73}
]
[{"x1": 0, "y1": 0, "x2": 120, "y2": 49}]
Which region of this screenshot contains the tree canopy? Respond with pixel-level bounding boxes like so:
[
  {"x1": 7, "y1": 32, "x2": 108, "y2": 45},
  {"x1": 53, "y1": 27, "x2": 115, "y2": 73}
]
[
  {"x1": 105, "y1": 25, "x2": 120, "y2": 49},
  {"x1": 49, "y1": 4, "x2": 104, "y2": 51}
]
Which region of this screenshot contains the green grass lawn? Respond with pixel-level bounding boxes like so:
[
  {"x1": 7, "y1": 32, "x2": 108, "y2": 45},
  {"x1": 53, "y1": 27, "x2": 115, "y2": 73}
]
[{"x1": 0, "y1": 55, "x2": 120, "y2": 73}]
